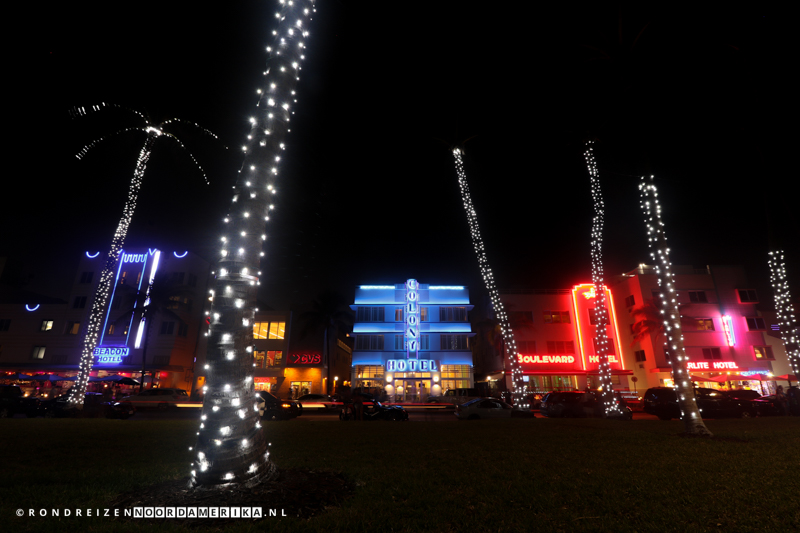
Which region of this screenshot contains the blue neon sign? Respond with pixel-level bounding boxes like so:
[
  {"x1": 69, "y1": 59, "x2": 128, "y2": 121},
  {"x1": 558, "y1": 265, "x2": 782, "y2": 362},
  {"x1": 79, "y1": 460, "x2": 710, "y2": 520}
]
[
  {"x1": 405, "y1": 279, "x2": 420, "y2": 359},
  {"x1": 93, "y1": 346, "x2": 130, "y2": 364},
  {"x1": 386, "y1": 359, "x2": 438, "y2": 372}
]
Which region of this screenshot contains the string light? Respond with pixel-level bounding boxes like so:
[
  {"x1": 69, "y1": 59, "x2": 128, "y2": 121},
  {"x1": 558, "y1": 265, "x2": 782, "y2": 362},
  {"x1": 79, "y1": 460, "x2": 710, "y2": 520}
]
[
  {"x1": 639, "y1": 175, "x2": 712, "y2": 436},
  {"x1": 767, "y1": 251, "x2": 800, "y2": 377},
  {"x1": 452, "y1": 147, "x2": 526, "y2": 407},
  {"x1": 192, "y1": 0, "x2": 316, "y2": 488},
  {"x1": 584, "y1": 142, "x2": 624, "y2": 417},
  {"x1": 67, "y1": 104, "x2": 216, "y2": 406}
]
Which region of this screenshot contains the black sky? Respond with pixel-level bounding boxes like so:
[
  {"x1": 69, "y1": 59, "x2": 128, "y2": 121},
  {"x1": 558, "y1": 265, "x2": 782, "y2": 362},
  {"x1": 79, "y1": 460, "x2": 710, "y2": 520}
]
[{"x1": 3, "y1": 1, "x2": 797, "y2": 311}]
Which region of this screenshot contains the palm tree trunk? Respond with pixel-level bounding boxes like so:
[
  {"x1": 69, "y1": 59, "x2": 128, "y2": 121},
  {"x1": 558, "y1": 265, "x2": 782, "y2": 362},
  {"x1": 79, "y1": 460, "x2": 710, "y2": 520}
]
[
  {"x1": 192, "y1": 0, "x2": 315, "y2": 488},
  {"x1": 69, "y1": 133, "x2": 158, "y2": 406},
  {"x1": 640, "y1": 176, "x2": 712, "y2": 436},
  {"x1": 584, "y1": 141, "x2": 624, "y2": 417}
]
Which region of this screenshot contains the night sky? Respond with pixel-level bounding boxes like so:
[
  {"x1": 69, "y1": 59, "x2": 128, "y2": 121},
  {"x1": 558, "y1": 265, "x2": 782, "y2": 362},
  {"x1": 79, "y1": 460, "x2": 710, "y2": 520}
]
[{"x1": 4, "y1": 1, "x2": 797, "y2": 312}]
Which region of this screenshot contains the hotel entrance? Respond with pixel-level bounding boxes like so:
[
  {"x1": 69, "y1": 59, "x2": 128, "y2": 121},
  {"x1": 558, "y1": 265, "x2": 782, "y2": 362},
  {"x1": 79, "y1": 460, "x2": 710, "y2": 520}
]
[{"x1": 390, "y1": 373, "x2": 432, "y2": 402}]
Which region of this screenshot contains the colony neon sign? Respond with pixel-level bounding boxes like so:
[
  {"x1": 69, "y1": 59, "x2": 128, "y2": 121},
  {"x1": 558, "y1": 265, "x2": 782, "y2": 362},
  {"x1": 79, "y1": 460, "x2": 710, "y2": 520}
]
[
  {"x1": 687, "y1": 361, "x2": 739, "y2": 370},
  {"x1": 405, "y1": 279, "x2": 420, "y2": 359},
  {"x1": 93, "y1": 346, "x2": 130, "y2": 364},
  {"x1": 386, "y1": 359, "x2": 438, "y2": 372}
]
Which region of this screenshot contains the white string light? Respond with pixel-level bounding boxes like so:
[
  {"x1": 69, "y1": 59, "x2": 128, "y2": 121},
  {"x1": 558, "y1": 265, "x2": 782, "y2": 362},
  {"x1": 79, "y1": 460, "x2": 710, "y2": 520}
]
[
  {"x1": 192, "y1": 0, "x2": 316, "y2": 488},
  {"x1": 584, "y1": 141, "x2": 623, "y2": 417},
  {"x1": 639, "y1": 175, "x2": 712, "y2": 436},
  {"x1": 768, "y1": 251, "x2": 800, "y2": 377},
  {"x1": 452, "y1": 147, "x2": 526, "y2": 407}
]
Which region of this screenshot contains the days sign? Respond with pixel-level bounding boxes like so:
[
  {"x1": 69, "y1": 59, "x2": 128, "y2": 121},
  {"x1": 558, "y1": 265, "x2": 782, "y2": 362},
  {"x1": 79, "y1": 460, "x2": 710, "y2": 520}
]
[
  {"x1": 386, "y1": 359, "x2": 438, "y2": 372},
  {"x1": 405, "y1": 279, "x2": 420, "y2": 359},
  {"x1": 93, "y1": 346, "x2": 130, "y2": 364},
  {"x1": 288, "y1": 353, "x2": 322, "y2": 365},
  {"x1": 687, "y1": 361, "x2": 739, "y2": 370}
]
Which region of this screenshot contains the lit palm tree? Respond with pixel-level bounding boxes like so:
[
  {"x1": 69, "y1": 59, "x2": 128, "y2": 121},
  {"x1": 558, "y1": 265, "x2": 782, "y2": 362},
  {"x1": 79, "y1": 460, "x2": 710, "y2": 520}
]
[
  {"x1": 192, "y1": 0, "x2": 316, "y2": 489},
  {"x1": 67, "y1": 104, "x2": 217, "y2": 407}
]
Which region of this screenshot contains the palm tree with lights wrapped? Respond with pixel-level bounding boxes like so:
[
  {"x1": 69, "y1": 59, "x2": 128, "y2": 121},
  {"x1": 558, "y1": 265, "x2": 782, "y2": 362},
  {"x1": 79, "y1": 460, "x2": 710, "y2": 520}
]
[
  {"x1": 640, "y1": 175, "x2": 712, "y2": 436},
  {"x1": 67, "y1": 105, "x2": 216, "y2": 407},
  {"x1": 191, "y1": 0, "x2": 316, "y2": 488}
]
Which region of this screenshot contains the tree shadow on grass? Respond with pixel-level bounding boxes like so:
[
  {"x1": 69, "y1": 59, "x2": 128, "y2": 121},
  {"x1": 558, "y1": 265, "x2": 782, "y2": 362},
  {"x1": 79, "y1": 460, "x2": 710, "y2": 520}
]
[{"x1": 108, "y1": 467, "x2": 354, "y2": 528}]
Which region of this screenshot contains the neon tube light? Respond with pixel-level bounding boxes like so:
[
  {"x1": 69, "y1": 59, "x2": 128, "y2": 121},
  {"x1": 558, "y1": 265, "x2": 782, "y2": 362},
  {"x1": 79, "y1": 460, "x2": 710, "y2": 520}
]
[
  {"x1": 85, "y1": 251, "x2": 100, "y2": 258},
  {"x1": 721, "y1": 315, "x2": 735, "y2": 346},
  {"x1": 25, "y1": 304, "x2": 40, "y2": 312},
  {"x1": 174, "y1": 251, "x2": 188, "y2": 258},
  {"x1": 571, "y1": 286, "x2": 589, "y2": 370}
]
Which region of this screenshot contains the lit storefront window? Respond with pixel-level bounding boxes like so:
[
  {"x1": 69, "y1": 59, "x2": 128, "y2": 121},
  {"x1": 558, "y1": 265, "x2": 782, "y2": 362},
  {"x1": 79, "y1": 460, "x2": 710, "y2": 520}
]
[
  {"x1": 252, "y1": 321, "x2": 286, "y2": 339},
  {"x1": 253, "y1": 350, "x2": 283, "y2": 368},
  {"x1": 440, "y1": 364, "x2": 471, "y2": 391}
]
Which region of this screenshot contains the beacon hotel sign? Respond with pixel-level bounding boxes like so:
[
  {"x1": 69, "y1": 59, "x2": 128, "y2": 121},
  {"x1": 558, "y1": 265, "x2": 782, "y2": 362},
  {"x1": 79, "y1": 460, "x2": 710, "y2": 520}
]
[{"x1": 384, "y1": 279, "x2": 438, "y2": 372}]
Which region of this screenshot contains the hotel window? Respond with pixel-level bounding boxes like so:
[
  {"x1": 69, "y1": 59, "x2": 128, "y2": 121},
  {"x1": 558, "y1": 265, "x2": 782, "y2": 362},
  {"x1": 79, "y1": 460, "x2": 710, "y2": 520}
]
[
  {"x1": 587, "y1": 308, "x2": 609, "y2": 326},
  {"x1": 439, "y1": 307, "x2": 468, "y2": 321},
  {"x1": 688, "y1": 291, "x2": 708, "y2": 303},
  {"x1": 31, "y1": 346, "x2": 46, "y2": 359},
  {"x1": 65, "y1": 321, "x2": 80, "y2": 335},
  {"x1": 178, "y1": 323, "x2": 188, "y2": 337},
  {"x1": 518, "y1": 340, "x2": 536, "y2": 354},
  {"x1": 420, "y1": 307, "x2": 429, "y2": 321},
  {"x1": 357, "y1": 307, "x2": 385, "y2": 322},
  {"x1": 591, "y1": 338, "x2": 615, "y2": 354},
  {"x1": 160, "y1": 321, "x2": 175, "y2": 335},
  {"x1": 40, "y1": 320, "x2": 54, "y2": 332},
  {"x1": 440, "y1": 335, "x2": 468, "y2": 350},
  {"x1": 172, "y1": 272, "x2": 186, "y2": 284},
  {"x1": 119, "y1": 271, "x2": 128, "y2": 285},
  {"x1": 624, "y1": 295, "x2": 636, "y2": 308},
  {"x1": 737, "y1": 289, "x2": 758, "y2": 303},
  {"x1": 107, "y1": 324, "x2": 115, "y2": 335},
  {"x1": 746, "y1": 317, "x2": 766, "y2": 331},
  {"x1": 256, "y1": 351, "x2": 283, "y2": 368},
  {"x1": 252, "y1": 321, "x2": 286, "y2": 340},
  {"x1": 702, "y1": 347, "x2": 722, "y2": 360},
  {"x1": 543, "y1": 311, "x2": 570, "y2": 324},
  {"x1": 546, "y1": 341, "x2": 575, "y2": 355},
  {"x1": 356, "y1": 335, "x2": 384, "y2": 350},
  {"x1": 356, "y1": 365, "x2": 384, "y2": 379},
  {"x1": 753, "y1": 346, "x2": 775, "y2": 360},
  {"x1": 188, "y1": 273, "x2": 198, "y2": 287},
  {"x1": 395, "y1": 308, "x2": 403, "y2": 321},
  {"x1": 79, "y1": 271, "x2": 94, "y2": 284},
  {"x1": 441, "y1": 365, "x2": 471, "y2": 390},
  {"x1": 692, "y1": 318, "x2": 715, "y2": 331},
  {"x1": 635, "y1": 350, "x2": 646, "y2": 362},
  {"x1": 0, "y1": 319, "x2": 10, "y2": 332},
  {"x1": 254, "y1": 351, "x2": 265, "y2": 368},
  {"x1": 73, "y1": 296, "x2": 87, "y2": 309}
]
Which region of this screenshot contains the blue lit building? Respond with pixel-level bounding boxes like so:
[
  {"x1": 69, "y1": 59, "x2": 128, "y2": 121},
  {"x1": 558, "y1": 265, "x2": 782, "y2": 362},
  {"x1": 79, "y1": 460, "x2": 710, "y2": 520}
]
[{"x1": 350, "y1": 280, "x2": 475, "y2": 400}]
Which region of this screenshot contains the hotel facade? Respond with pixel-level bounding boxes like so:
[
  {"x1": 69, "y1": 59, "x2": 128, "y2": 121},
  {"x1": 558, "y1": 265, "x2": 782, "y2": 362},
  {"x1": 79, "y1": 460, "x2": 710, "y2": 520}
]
[{"x1": 349, "y1": 280, "x2": 475, "y2": 400}]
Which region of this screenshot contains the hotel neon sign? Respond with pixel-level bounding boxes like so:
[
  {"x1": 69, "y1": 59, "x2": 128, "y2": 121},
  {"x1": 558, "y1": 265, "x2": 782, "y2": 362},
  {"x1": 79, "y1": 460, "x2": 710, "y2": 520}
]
[
  {"x1": 405, "y1": 279, "x2": 420, "y2": 359},
  {"x1": 687, "y1": 361, "x2": 739, "y2": 370},
  {"x1": 93, "y1": 346, "x2": 130, "y2": 364},
  {"x1": 386, "y1": 359, "x2": 438, "y2": 372},
  {"x1": 721, "y1": 315, "x2": 735, "y2": 346}
]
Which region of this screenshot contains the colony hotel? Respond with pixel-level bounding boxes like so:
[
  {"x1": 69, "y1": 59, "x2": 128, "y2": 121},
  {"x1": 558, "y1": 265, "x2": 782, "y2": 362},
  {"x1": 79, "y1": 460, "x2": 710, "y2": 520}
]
[
  {"x1": 350, "y1": 280, "x2": 475, "y2": 399},
  {"x1": 496, "y1": 265, "x2": 789, "y2": 397}
]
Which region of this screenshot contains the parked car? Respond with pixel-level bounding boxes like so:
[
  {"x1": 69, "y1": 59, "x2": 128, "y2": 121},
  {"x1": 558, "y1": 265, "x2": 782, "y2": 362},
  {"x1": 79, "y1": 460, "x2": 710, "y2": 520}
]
[
  {"x1": 750, "y1": 395, "x2": 783, "y2": 416},
  {"x1": 540, "y1": 391, "x2": 632, "y2": 419},
  {"x1": 120, "y1": 387, "x2": 190, "y2": 409},
  {"x1": 643, "y1": 387, "x2": 758, "y2": 420},
  {"x1": 258, "y1": 392, "x2": 302, "y2": 421},
  {"x1": 42, "y1": 392, "x2": 135, "y2": 419},
  {"x1": 296, "y1": 393, "x2": 339, "y2": 411},
  {"x1": 426, "y1": 388, "x2": 483, "y2": 405},
  {"x1": 340, "y1": 399, "x2": 408, "y2": 421},
  {"x1": 0, "y1": 384, "x2": 40, "y2": 418},
  {"x1": 725, "y1": 390, "x2": 762, "y2": 401},
  {"x1": 455, "y1": 398, "x2": 514, "y2": 420}
]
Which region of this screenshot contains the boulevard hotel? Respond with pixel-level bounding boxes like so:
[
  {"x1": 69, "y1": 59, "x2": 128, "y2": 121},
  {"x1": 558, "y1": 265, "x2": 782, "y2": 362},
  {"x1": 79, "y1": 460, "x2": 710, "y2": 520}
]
[
  {"x1": 497, "y1": 265, "x2": 789, "y2": 396},
  {"x1": 349, "y1": 281, "x2": 475, "y2": 400}
]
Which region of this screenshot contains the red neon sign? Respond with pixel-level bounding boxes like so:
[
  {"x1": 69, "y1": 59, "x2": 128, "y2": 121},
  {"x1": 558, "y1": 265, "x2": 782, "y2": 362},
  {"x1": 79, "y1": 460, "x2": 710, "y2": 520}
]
[
  {"x1": 721, "y1": 315, "x2": 735, "y2": 346},
  {"x1": 518, "y1": 355, "x2": 576, "y2": 364},
  {"x1": 288, "y1": 353, "x2": 322, "y2": 365},
  {"x1": 571, "y1": 283, "x2": 625, "y2": 371}
]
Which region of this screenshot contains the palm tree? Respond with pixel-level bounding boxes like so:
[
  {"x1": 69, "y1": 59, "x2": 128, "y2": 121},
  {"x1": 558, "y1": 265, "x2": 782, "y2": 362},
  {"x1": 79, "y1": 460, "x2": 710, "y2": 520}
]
[
  {"x1": 67, "y1": 104, "x2": 217, "y2": 407},
  {"x1": 640, "y1": 175, "x2": 712, "y2": 436},
  {"x1": 298, "y1": 291, "x2": 353, "y2": 394},
  {"x1": 451, "y1": 146, "x2": 527, "y2": 405},
  {"x1": 191, "y1": 0, "x2": 316, "y2": 489},
  {"x1": 112, "y1": 272, "x2": 194, "y2": 392},
  {"x1": 584, "y1": 140, "x2": 625, "y2": 418}
]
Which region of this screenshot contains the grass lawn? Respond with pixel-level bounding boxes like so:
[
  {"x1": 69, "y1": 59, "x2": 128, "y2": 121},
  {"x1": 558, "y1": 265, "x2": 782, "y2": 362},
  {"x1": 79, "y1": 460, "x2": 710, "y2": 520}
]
[{"x1": 1, "y1": 417, "x2": 798, "y2": 532}]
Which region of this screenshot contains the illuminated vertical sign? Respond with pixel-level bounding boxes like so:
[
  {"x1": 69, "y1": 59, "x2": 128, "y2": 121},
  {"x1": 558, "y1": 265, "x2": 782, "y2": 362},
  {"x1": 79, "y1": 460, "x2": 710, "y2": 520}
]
[
  {"x1": 721, "y1": 315, "x2": 735, "y2": 346},
  {"x1": 571, "y1": 283, "x2": 625, "y2": 371},
  {"x1": 405, "y1": 279, "x2": 420, "y2": 359}
]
